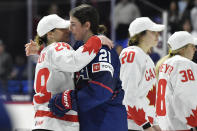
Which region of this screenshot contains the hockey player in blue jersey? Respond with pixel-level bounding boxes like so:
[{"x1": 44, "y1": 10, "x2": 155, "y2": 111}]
[{"x1": 48, "y1": 4, "x2": 128, "y2": 131}]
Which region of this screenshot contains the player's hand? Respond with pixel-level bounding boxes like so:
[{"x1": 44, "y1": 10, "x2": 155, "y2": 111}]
[
  {"x1": 48, "y1": 92, "x2": 70, "y2": 117},
  {"x1": 144, "y1": 127, "x2": 155, "y2": 131},
  {"x1": 98, "y1": 35, "x2": 114, "y2": 49},
  {"x1": 48, "y1": 90, "x2": 77, "y2": 117},
  {"x1": 25, "y1": 40, "x2": 39, "y2": 56},
  {"x1": 152, "y1": 125, "x2": 161, "y2": 131}
]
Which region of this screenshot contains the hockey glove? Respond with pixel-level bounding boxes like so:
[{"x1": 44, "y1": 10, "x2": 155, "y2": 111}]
[{"x1": 48, "y1": 90, "x2": 78, "y2": 117}]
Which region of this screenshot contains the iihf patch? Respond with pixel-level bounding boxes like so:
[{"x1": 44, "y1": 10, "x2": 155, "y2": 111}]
[
  {"x1": 93, "y1": 63, "x2": 100, "y2": 72},
  {"x1": 92, "y1": 62, "x2": 114, "y2": 76}
]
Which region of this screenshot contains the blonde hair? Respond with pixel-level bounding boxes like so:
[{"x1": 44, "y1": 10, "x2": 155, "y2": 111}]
[
  {"x1": 34, "y1": 35, "x2": 42, "y2": 47},
  {"x1": 155, "y1": 45, "x2": 188, "y2": 78},
  {"x1": 33, "y1": 34, "x2": 51, "y2": 52}
]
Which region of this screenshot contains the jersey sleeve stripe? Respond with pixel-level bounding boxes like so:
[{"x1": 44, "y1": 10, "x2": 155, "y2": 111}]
[
  {"x1": 35, "y1": 110, "x2": 79, "y2": 122},
  {"x1": 88, "y1": 80, "x2": 113, "y2": 93}
]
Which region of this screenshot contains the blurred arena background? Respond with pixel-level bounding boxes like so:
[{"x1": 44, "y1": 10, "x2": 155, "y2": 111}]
[{"x1": 0, "y1": 0, "x2": 196, "y2": 130}]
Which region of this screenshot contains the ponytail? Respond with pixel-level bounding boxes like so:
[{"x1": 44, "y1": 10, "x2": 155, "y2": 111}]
[
  {"x1": 98, "y1": 25, "x2": 107, "y2": 35},
  {"x1": 155, "y1": 46, "x2": 184, "y2": 78},
  {"x1": 155, "y1": 54, "x2": 171, "y2": 78},
  {"x1": 34, "y1": 34, "x2": 48, "y2": 47}
]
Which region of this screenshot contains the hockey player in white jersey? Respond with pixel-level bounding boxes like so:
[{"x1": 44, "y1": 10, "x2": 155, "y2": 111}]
[
  {"x1": 26, "y1": 14, "x2": 113, "y2": 131},
  {"x1": 119, "y1": 17, "x2": 164, "y2": 131},
  {"x1": 155, "y1": 31, "x2": 197, "y2": 130}
]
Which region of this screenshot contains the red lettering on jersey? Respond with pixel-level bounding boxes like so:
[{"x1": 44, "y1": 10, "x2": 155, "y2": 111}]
[
  {"x1": 159, "y1": 64, "x2": 164, "y2": 73},
  {"x1": 55, "y1": 42, "x2": 70, "y2": 52},
  {"x1": 186, "y1": 106, "x2": 197, "y2": 127},
  {"x1": 159, "y1": 64, "x2": 174, "y2": 76},
  {"x1": 121, "y1": 51, "x2": 135, "y2": 64},
  {"x1": 187, "y1": 69, "x2": 195, "y2": 80},
  {"x1": 35, "y1": 120, "x2": 44, "y2": 126},
  {"x1": 149, "y1": 68, "x2": 155, "y2": 79},
  {"x1": 180, "y1": 69, "x2": 195, "y2": 82},
  {"x1": 127, "y1": 105, "x2": 147, "y2": 126},
  {"x1": 148, "y1": 116, "x2": 153, "y2": 124},
  {"x1": 93, "y1": 63, "x2": 100, "y2": 72},
  {"x1": 147, "y1": 85, "x2": 156, "y2": 106},
  {"x1": 164, "y1": 64, "x2": 170, "y2": 73},
  {"x1": 180, "y1": 70, "x2": 188, "y2": 82},
  {"x1": 62, "y1": 42, "x2": 70, "y2": 50},
  {"x1": 145, "y1": 70, "x2": 150, "y2": 81},
  {"x1": 121, "y1": 52, "x2": 127, "y2": 64},
  {"x1": 153, "y1": 68, "x2": 156, "y2": 77},
  {"x1": 34, "y1": 68, "x2": 51, "y2": 104},
  {"x1": 82, "y1": 36, "x2": 101, "y2": 55},
  {"x1": 37, "y1": 53, "x2": 46, "y2": 63},
  {"x1": 168, "y1": 65, "x2": 174, "y2": 75},
  {"x1": 145, "y1": 68, "x2": 155, "y2": 81}
]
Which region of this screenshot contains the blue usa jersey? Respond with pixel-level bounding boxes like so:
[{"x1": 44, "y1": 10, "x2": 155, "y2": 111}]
[{"x1": 74, "y1": 43, "x2": 128, "y2": 131}]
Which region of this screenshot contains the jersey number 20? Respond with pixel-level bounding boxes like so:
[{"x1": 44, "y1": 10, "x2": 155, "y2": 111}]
[{"x1": 121, "y1": 51, "x2": 135, "y2": 64}]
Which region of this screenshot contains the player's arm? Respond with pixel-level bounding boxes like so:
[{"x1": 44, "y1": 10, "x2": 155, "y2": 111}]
[
  {"x1": 76, "y1": 48, "x2": 117, "y2": 112},
  {"x1": 25, "y1": 35, "x2": 113, "y2": 56},
  {"x1": 48, "y1": 89, "x2": 77, "y2": 117},
  {"x1": 50, "y1": 36, "x2": 101, "y2": 72},
  {"x1": 50, "y1": 35, "x2": 114, "y2": 72},
  {"x1": 119, "y1": 49, "x2": 153, "y2": 129},
  {"x1": 48, "y1": 48, "x2": 115, "y2": 116},
  {"x1": 48, "y1": 67, "x2": 114, "y2": 116}
]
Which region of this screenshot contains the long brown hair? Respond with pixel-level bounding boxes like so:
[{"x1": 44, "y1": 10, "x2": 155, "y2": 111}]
[{"x1": 128, "y1": 31, "x2": 146, "y2": 46}]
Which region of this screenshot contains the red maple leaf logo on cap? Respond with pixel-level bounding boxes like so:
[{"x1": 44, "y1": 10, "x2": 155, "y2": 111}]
[
  {"x1": 147, "y1": 84, "x2": 156, "y2": 106},
  {"x1": 82, "y1": 36, "x2": 102, "y2": 55},
  {"x1": 186, "y1": 106, "x2": 197, "y2": 127},
  {"x1": 127, "y1": 105, "x2": 147, "y2": 126}
]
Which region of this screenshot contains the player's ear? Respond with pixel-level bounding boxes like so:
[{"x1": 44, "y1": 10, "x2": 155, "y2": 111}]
[{"x1": 84, "y1": 21, "x2": 91, "y2": 31}]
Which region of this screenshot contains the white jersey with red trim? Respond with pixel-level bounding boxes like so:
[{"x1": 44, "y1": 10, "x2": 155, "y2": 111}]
[
  {"x1": 32, "y1": 36, "x2": 102, "y2": 131},
  {"x1": 156, "y1": 55, "x2": 197, "y2": 130},
  {"x1": 119, "y1": 46, "x2": 158, "y2": 130}
]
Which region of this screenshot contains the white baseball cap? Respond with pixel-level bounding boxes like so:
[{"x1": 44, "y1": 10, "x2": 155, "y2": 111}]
[
  {"x1": 168, "y1": 31, "x2": 197, "y2": 51},
  {"x1": 128, "y1": 17, "x2": 165, "y2": 37},
  {"x1": 37, "y1": 14, "x2": 70, "y2": 37}
]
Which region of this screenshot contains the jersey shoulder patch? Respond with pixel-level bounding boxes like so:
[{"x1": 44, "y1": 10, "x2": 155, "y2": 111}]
[{"x1": 91, "y1": 48, "x2": 114, "y2": 76}]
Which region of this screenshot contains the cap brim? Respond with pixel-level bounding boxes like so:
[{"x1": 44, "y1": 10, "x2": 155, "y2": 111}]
[
  {"x1": 149, "y1": 24, "x2": 165, "y2": 32},
  {"x1": 193, "y1": 38, "x2": 197, "y2": 46},
  {"x1": 56, "y1": 20, "x2": 70, "y2": 29}
]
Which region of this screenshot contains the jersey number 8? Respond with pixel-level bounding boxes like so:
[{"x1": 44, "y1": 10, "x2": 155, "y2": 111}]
[{"x1": 156, "y1": 79, "x2": 167, "y2": 116}]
